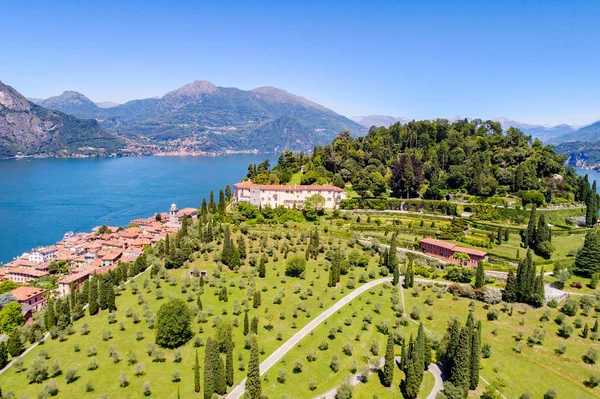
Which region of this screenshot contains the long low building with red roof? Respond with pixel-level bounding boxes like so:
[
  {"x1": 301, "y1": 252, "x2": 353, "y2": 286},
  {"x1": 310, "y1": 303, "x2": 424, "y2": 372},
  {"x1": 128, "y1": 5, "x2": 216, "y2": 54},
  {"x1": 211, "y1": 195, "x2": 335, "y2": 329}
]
[
  {"x1": 419, "y1": 237, "x2": 487, "y2": 267},
  {"x1": 234, "y1": 180, "x2": 346, "y2": 209}
]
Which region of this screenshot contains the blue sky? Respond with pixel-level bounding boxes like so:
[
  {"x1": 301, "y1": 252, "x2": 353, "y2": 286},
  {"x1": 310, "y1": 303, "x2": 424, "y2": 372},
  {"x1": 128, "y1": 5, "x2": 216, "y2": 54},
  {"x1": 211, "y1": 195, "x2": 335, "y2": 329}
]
[{"x1": 2, "y1": 0, "x2": 599, "y2": 125}]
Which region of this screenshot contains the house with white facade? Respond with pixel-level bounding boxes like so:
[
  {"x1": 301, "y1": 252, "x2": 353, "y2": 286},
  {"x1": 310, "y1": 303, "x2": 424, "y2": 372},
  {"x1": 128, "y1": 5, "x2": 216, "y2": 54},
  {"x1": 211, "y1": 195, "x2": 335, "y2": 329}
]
[
  {"x1": 233, "y1": 180, "x2": 346, "y2": 210},
  {"x1": 28, "y1": 246, "x2": 57, "y2": 263}
]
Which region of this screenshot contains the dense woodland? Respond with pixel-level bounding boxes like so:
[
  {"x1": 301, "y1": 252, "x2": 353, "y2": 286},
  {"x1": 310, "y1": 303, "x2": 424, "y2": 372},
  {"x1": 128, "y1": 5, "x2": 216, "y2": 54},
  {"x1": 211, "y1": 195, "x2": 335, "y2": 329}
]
[{"x1": 250, "y1": 119, "x2": 590, "y2": 205}]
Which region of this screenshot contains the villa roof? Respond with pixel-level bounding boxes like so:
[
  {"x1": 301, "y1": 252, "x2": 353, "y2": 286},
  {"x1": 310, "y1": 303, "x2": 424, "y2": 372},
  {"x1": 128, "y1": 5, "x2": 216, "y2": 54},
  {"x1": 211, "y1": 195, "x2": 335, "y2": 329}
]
[
  {"x1": 6, "y1": 267, "x2": 49, "y2": 277},
  {"x1": 234, "y1": 180, "x2": 344, "y2": 192},
  {"x1": 420, "y1": 238, "x2": 487, "y2": 257},
  {"x1": 11, "y1": 286, "x2": 46, "y2": 301}
]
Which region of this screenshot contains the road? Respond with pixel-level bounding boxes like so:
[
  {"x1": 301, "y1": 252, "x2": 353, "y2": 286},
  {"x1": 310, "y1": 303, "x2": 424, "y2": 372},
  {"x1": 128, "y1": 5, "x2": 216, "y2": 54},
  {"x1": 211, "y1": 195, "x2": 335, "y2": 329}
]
[{"x1": 226, "y1": 277, "x2": 392, "y2": 399}]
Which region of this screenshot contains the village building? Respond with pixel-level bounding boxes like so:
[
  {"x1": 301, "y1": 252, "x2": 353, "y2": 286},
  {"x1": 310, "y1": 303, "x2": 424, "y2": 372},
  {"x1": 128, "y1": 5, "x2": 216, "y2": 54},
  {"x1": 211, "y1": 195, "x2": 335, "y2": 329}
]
[
  {"x1": 100, "y1": 250, "x2": 122, "y2": 267},
  {"x1": 233, "y1": 180, "x2": 346, "y2": 210},
  {"x1": 58, "y1": 269, "x2": 91, "y2": 296},
  {"x1": 28, "y1": 246, "x2": 57, "y2": 263},
  {"x1": 10, "y1": 286, "x2": 47, "y2": 312},
  {"x1": 5, "y1": 267, "x2": 50, "y2": 283},
  {"x1": 419, "y1": 237, "x2": 487, "y2": 267}
]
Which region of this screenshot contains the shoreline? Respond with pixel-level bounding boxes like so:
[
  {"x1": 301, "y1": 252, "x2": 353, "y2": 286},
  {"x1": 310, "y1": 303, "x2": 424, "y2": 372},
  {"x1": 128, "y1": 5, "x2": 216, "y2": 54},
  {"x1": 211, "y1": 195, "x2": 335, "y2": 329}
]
[{"x1": 0, "y1": 150, "x2": 273, "y2": 161}]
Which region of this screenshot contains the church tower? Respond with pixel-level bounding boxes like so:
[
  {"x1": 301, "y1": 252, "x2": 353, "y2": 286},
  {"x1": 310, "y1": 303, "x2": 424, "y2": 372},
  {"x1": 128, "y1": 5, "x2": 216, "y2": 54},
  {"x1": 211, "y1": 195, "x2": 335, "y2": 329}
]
[{"x1": 169, "y1": 202, "x2": 179, "y2": 228}]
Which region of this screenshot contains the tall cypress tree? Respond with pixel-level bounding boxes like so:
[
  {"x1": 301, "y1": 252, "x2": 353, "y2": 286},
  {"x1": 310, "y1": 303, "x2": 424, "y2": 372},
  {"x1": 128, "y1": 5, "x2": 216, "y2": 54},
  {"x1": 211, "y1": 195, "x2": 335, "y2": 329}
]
[
  {"x1": 194, "y1": 349, "x2": 201, "y2": 393},
  {"x1": 88, "y1": 278, "x2": 99, "y2": 316},
  {"x1": 204, "y1": 338, "x2": 216, "y2": 399},
  {"x1": 497, "y1": 227, "x2": 502, "y2": 245},
  {"x1": 474, "y1": 261, "x2": 485, "y2": 289},
  {"x1": 245, "y1": 336, "x2": 262, "y2": 399},
  {"x1": 525, "y1": 250, "x2": 536, "y2": 302},
  {"x1": 226, "y1": 336, "x2": 234, "y2": 387},
  {"x1": 216, "y1": 355, "x2": 226, "y2": 394},
  {"x1": 253, "y1": 291, "x2": 261, "y2": 308},
  {"x1": 388, "y1": 233, "x2": 399, "y2": 273},
  {"x1": 423, "y1": 331, "x2": 432, "y2": 369},
  {"x1": 106, "y1": 283, "x2": 117, "y2": 312},
  {"x1": 469, "y1": 325, "x2": 481, "y2": 390},
  {"x1": 257, "y1": 255, "x2": 266, "y2": 278},
  {"x1": 243, "y1": 311, "x2": 249, "y2": 336},
  {"x1": 531, "y1": 267, "x2": 545, "y2": 307},
  {"x1": 382, "y1": 330, "x2": 395, "y2": 387},
  {"x1": 403, "y1": 337, "x2": 421, "y2": 398},
  {"x1": 98, "y1": 277, "x2": 107, "y2": 310},
  {"x1": 416, "y1": 323, "x2": 426, "y2": 375},
  {"x1": 503, "y1": 270, "x2": 517, "y2": 302},
  {"x1": 165, "y1": 234, "x2": 171, "y2": 258},
  {"x1": 45, "y1": 299, "x2": 56, "y2": 329},
  {"x1": 218, "y1": 189, "x2": 226, "y2": 215},
  {"x1": 525, "y1": 204, "x2": 537, "y2": 248},
  {"x1": 449, "y1": 326, "x2": 472, "y2": 395},
  {"x1": 0, "y1": 341, "x2": 8, "y2": 368},
  {"x1": 404, "y1": 258, "x2": 414, "y2": 288},
  {"x1": 209, "y1": 190, "x2": 216, "y2": 214}
]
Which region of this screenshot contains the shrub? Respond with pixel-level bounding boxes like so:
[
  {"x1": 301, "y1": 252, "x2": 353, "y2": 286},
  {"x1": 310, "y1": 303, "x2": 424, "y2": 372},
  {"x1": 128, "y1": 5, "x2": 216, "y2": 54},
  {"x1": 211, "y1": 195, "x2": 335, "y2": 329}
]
[
  {"x1": 285, "y1": 256, "x2": 306, "y2": 277},
  {"x1": 277, "y1": 369, "x2": 287, "y2": 383},
  {"x1": 155, "y1": 299, "x2": 192, "y2": 348},
  {"x1": 560, "y1": 299, "x2": 578, "y2": 316},
  {"x1": 65, "y1": 367, "x2": 78, "y2": 383},
  {"x1": 445, "y1": 267, "x2": 474, "y2": 283},
  {"x1": 143, "y1": 381, "x2": 151, "y2": 396},
  {"x1": 482, "y1": 343, "x2": 492, "y2": 358},
  {"x1": 487, "y1": 309, "x2": 499, "y2": 321},
  {"x1": 543, "y1": 389, "x2": 557, "y2": 399},
  {"x1": 44, "y1": 380, "x2": 58, "y2": 396},
  {"x1": 410, "y1": 306, "x2": 421, "y2": 320},
  {"x1": 586, "y1": 373, "x2": 600, "y2": 388},
  {"x1": 583, "y1": 347, "x2": 598, "y2": 364},
  {"x1": 555, "y1": 343, "x2": 567, "y2": 355},
  {"x1": 557, "y1": 323, "x2": 573, "y2": 338},
  {"x1": 330, "y1": 355, "x2": 339, "y2": 372}
]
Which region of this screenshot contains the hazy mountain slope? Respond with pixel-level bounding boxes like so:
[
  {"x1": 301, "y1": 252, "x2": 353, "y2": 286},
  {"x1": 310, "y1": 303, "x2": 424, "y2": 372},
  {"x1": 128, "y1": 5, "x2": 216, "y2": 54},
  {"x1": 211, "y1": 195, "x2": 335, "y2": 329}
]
[
  {"x1": 494, "y1": 116, "x2": 577, "y2": 143},
  {"x1": 549, "y1": 120, "x2": 600, "y2": 144},
  {"x1": 555, "y1": 140, "x2": 600, "y2": 170},
  {"x1": 351, "y1": 115, "x2": 410, "y2": 127},
  {"x1": 0, "y1": 81, "x2": 122, "y2": 157},
  {"x1": 36, "y1": 81, "x2": 363, "y2": 151}
]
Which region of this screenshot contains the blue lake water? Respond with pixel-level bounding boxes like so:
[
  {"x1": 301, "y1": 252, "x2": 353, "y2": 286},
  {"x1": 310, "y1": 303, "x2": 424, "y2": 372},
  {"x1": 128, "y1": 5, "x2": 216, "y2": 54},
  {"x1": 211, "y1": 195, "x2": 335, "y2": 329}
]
[{"x1": 0, "y1": 155, "x2": 267, "y2": 263}]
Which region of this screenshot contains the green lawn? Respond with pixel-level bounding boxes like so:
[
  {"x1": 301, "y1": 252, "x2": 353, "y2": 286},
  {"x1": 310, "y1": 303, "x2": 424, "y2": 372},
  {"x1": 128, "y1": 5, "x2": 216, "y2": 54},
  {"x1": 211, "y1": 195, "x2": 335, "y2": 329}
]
[
  {"x1": 288, "y1": 171, "x2": 302, "y2": 185},
  {"x1": 403, "y1": 283, "x2": 599, "y2": 399},
  {"x1": 0, "y1": 231, "x2": 382, "y2": 398}
]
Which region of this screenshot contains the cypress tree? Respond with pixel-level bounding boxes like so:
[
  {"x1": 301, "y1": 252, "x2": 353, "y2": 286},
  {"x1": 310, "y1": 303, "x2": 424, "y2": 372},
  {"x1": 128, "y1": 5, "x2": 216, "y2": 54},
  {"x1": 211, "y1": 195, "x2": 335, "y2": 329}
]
[
  {"x1": 444, "y1": 319, "x2": 461, "y2": 369},
  {"x1": 7, "y1": 329, "x2": 23, "y2": 357},
  {"x1": 403, "y1": 337, "x2": 421, "y2": 398},
  {"x1": 253, "y1": 291, "x2": 261, "y2": 308},
  {"x1": 586, "y1": 181, "x2": 597, "y2": 226},
  {"x1": 194, "y1": 349, "x2": 201, "y2": 393},
  {"x1": 504, "y1": 228, "x2": 509, "y2": 242},
  {"x1": 404, "y1": 258, "x2": 414, "y2": 288},
  {"x1": 382, "y1": 330, "x2": 395, "y2": 387},
  {"x1": 503, "y1": 270, "x2": 517, "y2": 302},
  {"x1": 388, "y1": 233, "x2": 399, "y2": 274},
  {"x1": 474, "y1": 261, "x2": 485, "y2": 289},
  {"x1": 392, "y1": 257, "x2": 399, "y2": 286},
  {"x1": 201, "y1": 198, "x2": 208, "y2": 216},
  {"x1": 203, "y1": 338, "x2": 216, "y2": 399},
  {"x1": 45, "y1": 299, "x2": 56, "y2": 330},
  {"x1": 531, "y1": 267, "x2": 545, "y2": 307},
  {"x1": 218, "y1": 189, "x2": 226, "y2": 215},
  {"x1": 257, "y1": 256, "x2": 266, "y2": 278},
  {"x1": 243, "y1": 311, "x2": 249, "y2": 336},
  {"x1": 88, "y1": 278, "x2": 99, "y2": 316},
  {"x1": 0, "y1": 341, "x2": 8, "y2": 368},
  {"x1": 245, "y1": 336, "x2": 262, "y2": 399},
  {"x1": 251, "y1": 316, "x2": 259, "y2": 335},
  {"x1": 209, "y1": 191, "x2": 216, "y2": 214},
  {"x1": 98, "y1": 277, "x2": 107, "y2": 310},
  {"x1": 237, "y1": 236, "x2": 246, "y2": 260},
  {"x1": 423, "y1": 331, "x2": 431, "y2": 369},
  {"x1": 469, "y1": 326, "x2": 480, "y2": 390},
  {"x1": 197, "y1": 295, "x2": 203, "y2": 311},
  {"x1": 582, "y1": 323, "x2": 589, "y2": 338},
  {"x1": 400, "y1": 340, "x2": 407, "y2": 373},
  {"x1": 200, "y1": 275, "x2": 205, "y2": 288},
  {"x1": 106, "y1": 283, "x2": 117, "y2": 312},
  {"x1": 574, "y1": 229, "x2": 600, "y2": 277},
  {"x1": 592, "y1": 319, "x2": 599, "y2": 333},
  {"x1": 525, "y1": 250, "x2": 536, "y2": 301},
  {"x1": 525, "y1": 204, "x2": 537, "y2": 248},
  {"x1": 416, "y1": 323, "x2": 426, "y2": 375},
  {"x1": 449, "y1": 327, "x2": 472, "y2": 395},
  {"x1": 226, "y1": 337, "x2": 234, "y2": 386},
  {"x1": 216, "y1": 355, "x2": 226, "y2": 394},
  {"x1": 497, "y1": 227, "x2": 502, "y2": 245},
  {"x1": 165, "y1": 234, "x2": 170, "y2": 258},
  {"x1": 222, "y1": 226, "x2": 233, "y2": 266}
]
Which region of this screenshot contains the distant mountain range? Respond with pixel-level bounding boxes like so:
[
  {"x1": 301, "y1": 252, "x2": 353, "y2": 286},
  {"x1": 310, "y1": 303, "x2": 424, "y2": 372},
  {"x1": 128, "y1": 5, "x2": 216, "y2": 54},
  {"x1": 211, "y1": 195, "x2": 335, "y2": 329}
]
[
  {"x1": 30, "y1": 81, "x2": 364, "y2": 153},
  {"x1": 0, "y1": 81, "x2": 123, "y2": 158},
  {"x1": 351, "y1": 115, "x2": 410, "y2": 128}
]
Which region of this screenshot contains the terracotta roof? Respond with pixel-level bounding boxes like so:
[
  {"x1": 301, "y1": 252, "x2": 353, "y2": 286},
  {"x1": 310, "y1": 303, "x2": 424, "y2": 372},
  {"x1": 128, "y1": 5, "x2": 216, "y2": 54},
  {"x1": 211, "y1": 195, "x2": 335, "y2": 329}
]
[
  {"x1": 11, "y1": 286, "x2": 46, "y2": 301},
  {"x1": 6, "y1": 267, "x2": 49, "y2": 277},
  {"x1": 234, "y1": 180, "x2": 344, "y2": 192},
  {"x1": 59, "y1": 269, "x2": 91, "y2": 284},
  {"x1": 420, "y1": 238, "x2": 487, "y2": 257}
]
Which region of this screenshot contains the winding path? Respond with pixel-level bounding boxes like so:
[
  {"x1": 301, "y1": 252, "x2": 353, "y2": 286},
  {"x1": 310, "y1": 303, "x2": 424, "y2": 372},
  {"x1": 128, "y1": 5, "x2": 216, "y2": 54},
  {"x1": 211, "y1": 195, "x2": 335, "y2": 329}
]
[{"x1": 226, "y1": 277, "x2": 392, "y2": 398}]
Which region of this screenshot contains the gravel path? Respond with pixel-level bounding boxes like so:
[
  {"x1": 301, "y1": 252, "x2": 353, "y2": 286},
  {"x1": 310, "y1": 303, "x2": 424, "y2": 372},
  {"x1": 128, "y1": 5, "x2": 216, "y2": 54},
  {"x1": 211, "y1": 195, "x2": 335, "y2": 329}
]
[{"x1": 226, "y1": 277, "x2": 392, "y2": 398}]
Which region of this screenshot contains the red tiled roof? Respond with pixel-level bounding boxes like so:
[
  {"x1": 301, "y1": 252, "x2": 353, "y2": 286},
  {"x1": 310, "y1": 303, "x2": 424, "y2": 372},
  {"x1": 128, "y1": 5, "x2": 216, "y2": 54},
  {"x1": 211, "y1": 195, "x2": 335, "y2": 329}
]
[
  {"x1": 420, "y1": 238, "x2": 487, "y2": 257},
  {"x1": 234, "y1": 180, "x2": 344, "y2": 192},
  {"x1": 6, "y1": 267, "x2": 49, "y2": 278},
  {"x1": 59, "y1": 269, "x2": 91, "y2": 284},
  {"x1": 11, "y1": 286, "x2": 46, "y2": 301}
]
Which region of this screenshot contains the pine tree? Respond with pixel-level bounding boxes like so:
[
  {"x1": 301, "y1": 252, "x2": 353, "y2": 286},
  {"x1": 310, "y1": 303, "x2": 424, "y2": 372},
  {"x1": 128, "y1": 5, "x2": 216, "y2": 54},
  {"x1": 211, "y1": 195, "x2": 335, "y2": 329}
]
[
  {"x1": 382, "y1": 330, "x2": 395, "y2": 387},
  {"x1": 194, "y1": 349, "x2": 201, "y2": 393},
  {"x1": 106, "y1": 283, "x2": 117, "y2": 312},
  {"x1": 243, "y1": 311, "x2": 249, "y2": 336},
  {"x1": 88, "y1": 278, "x2": 99, "y2": 316},
  {"x1": 449, "y1": 326, "x2": 472, "y2": 395},
  {"x1": 0, "y1": 341, "x2": 8, "y2": 368},
  {"x1": 574, "y1": 229, "x2": 600, "y2": 277},
  {"x1": 245, "y1": 336, "x2": 262, "y2": 399},
  {"x1": 474, "y1": 261, "x2": 485, "y2": 289},
  {"x1": 469, "y1": 325, "x2": 480, "y2": 390},
  {"x1": 7, "y1": 329, "x2": 23, "y2": 357},
  {"x1": 503, "y1": 270, "x2": 517, "y2": 302},
  {"x1": 203, "y1": 338, "x2": 216, "y2": 399}
]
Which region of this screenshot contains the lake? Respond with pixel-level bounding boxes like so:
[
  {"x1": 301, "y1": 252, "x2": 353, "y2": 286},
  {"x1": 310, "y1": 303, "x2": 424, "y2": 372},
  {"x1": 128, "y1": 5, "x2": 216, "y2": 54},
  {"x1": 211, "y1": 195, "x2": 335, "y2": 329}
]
[{"x1": 0, "y1": 155, "x2": 268, "y2": 263}]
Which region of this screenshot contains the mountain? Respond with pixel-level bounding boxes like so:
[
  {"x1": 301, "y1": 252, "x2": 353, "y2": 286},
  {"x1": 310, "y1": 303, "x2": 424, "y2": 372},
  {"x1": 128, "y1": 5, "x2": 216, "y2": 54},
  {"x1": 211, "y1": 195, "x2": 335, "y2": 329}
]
[
  {"x1": 555, "y1": 140, "x2": 600, "y2": 170},
  {"x1": 351, "y1": 115, "x2": 410, "y2": 128},
  {"x1": 36, "y1": 81, "x2": 363, "y2": 152},
  {"x1": 493, "y1": 116, "x2": 577, "y2": 143},
  {"x1": 36, "y1": 91, "x2": 108, "y2": 120},
  {"x1": 548, "y1": 120, "x2": 600, "y2": 144},
  {"x1": 0, "y1": 81, "x2": 123, "y2": 158},
  {"x1": 95, "y1": 101, "x2": 119, "y2": 108}
]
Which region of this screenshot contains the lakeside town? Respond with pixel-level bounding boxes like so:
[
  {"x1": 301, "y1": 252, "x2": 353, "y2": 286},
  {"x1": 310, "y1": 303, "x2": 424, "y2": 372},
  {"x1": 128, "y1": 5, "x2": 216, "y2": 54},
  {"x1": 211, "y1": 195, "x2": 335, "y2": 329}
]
[{"x1": 0, "y1": 203, "x2": 196, "y2": 323}]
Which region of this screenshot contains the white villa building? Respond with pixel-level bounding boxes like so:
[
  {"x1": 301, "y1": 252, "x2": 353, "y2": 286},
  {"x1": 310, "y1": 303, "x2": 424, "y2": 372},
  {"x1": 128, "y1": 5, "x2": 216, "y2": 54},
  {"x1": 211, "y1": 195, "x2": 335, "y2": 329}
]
[
  {"x1": 233, "y1": 180, "x2": 346, "y2": 210},
  {"x1": 28, "y1": 246, "x2": 58, "y2": 263}
]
